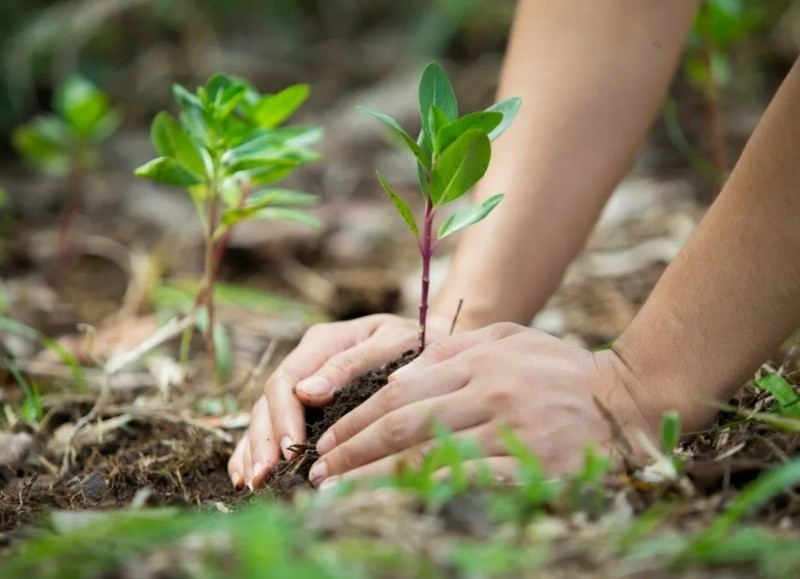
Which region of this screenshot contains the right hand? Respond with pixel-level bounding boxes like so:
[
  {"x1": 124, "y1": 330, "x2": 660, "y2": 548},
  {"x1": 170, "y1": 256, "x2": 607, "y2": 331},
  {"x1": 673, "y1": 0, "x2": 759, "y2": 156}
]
[{"x1": 227, "y1": 314, "x2": 448, "y2": 489}]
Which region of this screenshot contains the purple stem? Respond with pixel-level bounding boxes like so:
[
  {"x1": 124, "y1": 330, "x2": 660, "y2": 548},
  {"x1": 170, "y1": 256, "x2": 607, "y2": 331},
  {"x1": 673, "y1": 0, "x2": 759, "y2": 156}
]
[{"x1": 418, "y1": 198, "x2": 436, "y2": 353}]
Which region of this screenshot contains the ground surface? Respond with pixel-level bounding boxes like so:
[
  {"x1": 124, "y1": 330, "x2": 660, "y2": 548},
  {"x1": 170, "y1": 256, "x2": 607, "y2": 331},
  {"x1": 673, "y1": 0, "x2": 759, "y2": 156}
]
[{"x1": 2, "y1": 4, "x2": 800, "y2": 575}]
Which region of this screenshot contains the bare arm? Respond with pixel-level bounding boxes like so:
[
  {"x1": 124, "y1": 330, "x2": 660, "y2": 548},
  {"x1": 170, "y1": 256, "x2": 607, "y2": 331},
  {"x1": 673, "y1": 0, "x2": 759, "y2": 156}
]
[
  {"x1": 433, "y1": 0, "x2": 698, "y2": 328},
  {"x1": 308, "y1": 58, "x2": 800, "y2": 484},
  {"x1": 613, "y1": 57, "x2": 800, "y2": 431}
]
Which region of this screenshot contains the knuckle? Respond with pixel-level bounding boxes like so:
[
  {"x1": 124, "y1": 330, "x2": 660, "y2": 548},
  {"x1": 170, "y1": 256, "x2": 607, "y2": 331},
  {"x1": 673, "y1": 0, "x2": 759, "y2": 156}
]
[
  {"x1": 382, "y1": 412, "x2": 413, "y2": 447},
  {"x1": 421, "y1": 339, "x2": 451, "y2": 362},
  {"x1": 325, "y1": 352, "x2": 362, "y2": 379},
  {"x1": 328, "y1": 447, "x2": 355, "y2": 475},
  {"x1": 303, "y1": 322, "x2": 334, "y2": 341},
  {"x1": 485, "y1": 385, "x2": 515, "y2": 409}
]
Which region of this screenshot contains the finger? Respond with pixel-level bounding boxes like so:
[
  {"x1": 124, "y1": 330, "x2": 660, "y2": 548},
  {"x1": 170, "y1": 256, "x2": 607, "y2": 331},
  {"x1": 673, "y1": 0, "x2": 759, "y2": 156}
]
[
  {"x1": 265, "y1": 317, "x2": 391, "y2": 459},
  {"x1": 295, "y1": 329, "x2": 417, "y2": 406},
  {"x1": 228, "y1": 434, "x2": 248, "y2": 489},
  {"x1": 309, "y1": 391, "x2": 491, "y2": 485},
  {"x1": 315, "y1": 358, "x2": 471, "y2": 455},
  {"x1": 265, "y1": 372, "x2": 307, "y2": 461},
  {"x1": 247, "y1": 396, "x2": 280, "y2": 488},
  {"x1": 317, "y1": 424, "x2": 512, "y2": 486},
  {"x1": 389, "y1": 322, "x2": 524, "y2": 381}
]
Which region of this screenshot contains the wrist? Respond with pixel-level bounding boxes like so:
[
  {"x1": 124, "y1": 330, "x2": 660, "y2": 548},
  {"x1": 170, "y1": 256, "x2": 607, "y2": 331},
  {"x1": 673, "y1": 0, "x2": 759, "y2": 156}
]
[{"x1": 600, "y1": 334, "x2": 720, "y2": 434}]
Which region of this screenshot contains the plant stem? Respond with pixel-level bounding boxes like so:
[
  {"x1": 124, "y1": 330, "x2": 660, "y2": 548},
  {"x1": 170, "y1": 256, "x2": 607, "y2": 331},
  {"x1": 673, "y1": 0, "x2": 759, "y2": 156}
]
[
  {"x1": 699, "y1": 4, "x2": 728, "y2": 192},
  {"x1": 203, "y1": 186, "x2": 221, "y2": 387},
  {"x1": 418, "y1": 198, "x2": 435, "y2": 353},
  {"x1": 51, "y1": 144, "x2": 84, "y2": 287},
  {"x1": 212, "y1": 180, "x2": 252, "y2": 268}
]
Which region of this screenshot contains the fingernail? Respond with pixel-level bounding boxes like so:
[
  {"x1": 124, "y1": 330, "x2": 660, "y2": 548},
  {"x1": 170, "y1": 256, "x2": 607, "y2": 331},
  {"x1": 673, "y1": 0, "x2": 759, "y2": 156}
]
[
  {"x1": 389, "y1": 362, "x2": 416, "y2": 382},
  {"x1": 297, "y1": 376, "x2": 332, "y2": 398},
  {"x1": 280, "y1": 436, "x2": 294, "y2": 460},
  {"x1": 251, "y1": 462, "x2": 265, "y2": 486},
  {"x1": 316, "y1": 431, "x2": 336, "y2": 455},
  {"x1": 308, "y1": 460, "x2": 328, "y2": 486},
  {"x1": 231, "y1": 472, "x2": 243, "y2": 489}
]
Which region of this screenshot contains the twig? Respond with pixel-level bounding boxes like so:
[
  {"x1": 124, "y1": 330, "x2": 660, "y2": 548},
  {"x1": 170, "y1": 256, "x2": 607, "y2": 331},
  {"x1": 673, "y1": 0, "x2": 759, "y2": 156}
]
[
  {"x1": 449, "y1": 298, "x2": 464, "y2": 336},
  {"x1": 104, "y1": 312, "x2": 197, "y2": 375}
]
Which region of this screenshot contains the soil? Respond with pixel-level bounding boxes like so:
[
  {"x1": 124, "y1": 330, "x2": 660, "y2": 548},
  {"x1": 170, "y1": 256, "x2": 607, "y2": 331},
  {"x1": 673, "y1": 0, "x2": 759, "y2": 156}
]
[
  {"x1": 0, "y1": 407, "x2": 242, "y2": 541},
  {"x1": 263, "y1": 350, "x2": 417, "y2": 494}
]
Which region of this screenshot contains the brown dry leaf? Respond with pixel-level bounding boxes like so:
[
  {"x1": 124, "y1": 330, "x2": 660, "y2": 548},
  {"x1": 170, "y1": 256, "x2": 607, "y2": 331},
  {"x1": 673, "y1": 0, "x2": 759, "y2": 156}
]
[{"x1": 38, "y1": 314, "x2": 159, "y2": 365}]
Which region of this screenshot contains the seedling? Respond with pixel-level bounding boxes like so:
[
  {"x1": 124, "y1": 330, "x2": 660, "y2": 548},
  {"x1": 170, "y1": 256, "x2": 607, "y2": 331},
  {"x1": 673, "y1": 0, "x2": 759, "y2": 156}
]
[
  {"x1": 669, "y1": 0, "x2": 766, "y2": 187},
  {"x1": 12, "y1": 76, "x2": 120, "y2": 279},
  {"x1": 359, "y1": 61, "x2": 520, "y2": 352},
  {"x1": 134, "y1": 74, "x2": 322, "y2": 382}
]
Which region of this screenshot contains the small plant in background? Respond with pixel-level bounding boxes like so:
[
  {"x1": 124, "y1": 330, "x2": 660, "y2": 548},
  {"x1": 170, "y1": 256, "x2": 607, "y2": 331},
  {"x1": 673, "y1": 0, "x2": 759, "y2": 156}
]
[
  {"x1": 359, "y1": 61, "x2": 520, "y2": 352},
  {"x1": 667, "y1": 0, "x2": 767, "y2": 189},
  {"x1": 134, "y1": 74, "x2": 322, "y2": 383},
  {"x1": 12, "y1": 76, "x2": 120, "y2": 278}
]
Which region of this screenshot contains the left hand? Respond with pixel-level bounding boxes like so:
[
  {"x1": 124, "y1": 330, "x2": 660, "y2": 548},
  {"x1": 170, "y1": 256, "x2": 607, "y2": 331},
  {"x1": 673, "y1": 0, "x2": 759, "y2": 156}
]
[{"x1": 307, "y1": 323, "x2": 659, "y2": 487}]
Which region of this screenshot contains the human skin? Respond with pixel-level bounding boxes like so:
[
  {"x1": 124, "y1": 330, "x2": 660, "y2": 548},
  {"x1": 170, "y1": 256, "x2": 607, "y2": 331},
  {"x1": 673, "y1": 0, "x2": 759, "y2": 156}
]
[
  {"x1": 307, "y1": 56, "x2": 800, "y2": 487},
  {"x1": 228, "y1": 0, "x2": 700, "y2": 489}
]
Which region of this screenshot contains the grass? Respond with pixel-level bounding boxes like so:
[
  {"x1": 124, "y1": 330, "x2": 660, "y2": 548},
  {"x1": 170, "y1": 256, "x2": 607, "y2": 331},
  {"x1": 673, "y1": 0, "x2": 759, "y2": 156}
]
[{"x1": 4, "y1": 421, "x2": 800, "y2": 578}]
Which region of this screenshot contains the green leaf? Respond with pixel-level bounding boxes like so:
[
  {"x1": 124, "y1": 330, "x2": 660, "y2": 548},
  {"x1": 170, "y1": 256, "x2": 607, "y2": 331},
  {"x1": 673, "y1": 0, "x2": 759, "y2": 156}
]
[
  {"x1": 12, "y1": 116, "x2": 71, "y2": 175},
  {"x1": 437, "y1": 194, "x2": 502, "y2": 239},
  {"x1": 428, "y1": 105, "x2": 450, "y2": 153},
  {"x1": 179, "y1": 107, "x2": 209, "y2": 145},
  {"x1": 419, "y1": 61, "x2": 458, "y2": 147},
  {"x1": 151, "y1": 112, "x2": 205, "y2": 174},
  {"x1": 134, "y1": 157, "x2": 205, "y2": 186},
  {"x1": 223, "y1": 128, "x2": 322, "y2": 172},
  {"x1": 755, "y1": 373, "x2": 800, "y2": 419},
  {"x1": 219, "y1": 188, "x2": 318, "y2": 231},
  {"x1": 429, "y1": 129, "x2": 491, "y2": 205},
  {"x1": 660, "y1": 410, "x2": 681, "y2": 453},
  {"x1": 376, "y1": 171, "x2": 419, "y2": 238},
  {"x1": 253, "y1": 207, "x2": 321, "y2": 228},
  {"x1": 703, "y1": 458, "x2": 800, "y2": 538},
  {"x1": 254, "y1": 84, "x2": 310, "y2": 128},
  {"x1": 248, "y1": 188, "x2": 318, "y2": 207},
  {"x1": 173, "y1": 84, "x2": 204, "y2": 113},
  {"x1": 357, "y1": 106, "x2": 431, "y2": 171},
  {"x1": 435, "y1": 110, "x2": 502, "y2": 154},
  {"x1": 485, "y1": 97, "x2": 521, "y2": 141},
  {"x1": 215, "y1": 83, "x2": 247, "y2": 119},
  {"x1": 55, "y1": 76, "x2": 112, "y2": 137}
]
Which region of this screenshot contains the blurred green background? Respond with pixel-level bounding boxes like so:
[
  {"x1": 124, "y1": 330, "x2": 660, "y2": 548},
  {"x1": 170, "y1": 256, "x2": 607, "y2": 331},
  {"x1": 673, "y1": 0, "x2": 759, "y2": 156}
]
[
  {"x1": 0, "y1": 0, "x2": 516, "y2": 152},
  {"x1": 1, "y1": 0, "x2": 799, "y2": 183}
]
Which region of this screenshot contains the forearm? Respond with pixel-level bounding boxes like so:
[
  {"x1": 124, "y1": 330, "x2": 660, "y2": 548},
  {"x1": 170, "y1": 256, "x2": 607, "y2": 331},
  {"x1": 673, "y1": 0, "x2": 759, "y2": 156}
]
[
  {"x1": 613, "y1": 58, "x2": 800, "y2": 430},
  {"x1": 433, "y1": 0, "x2": 697, "y2": 328}
]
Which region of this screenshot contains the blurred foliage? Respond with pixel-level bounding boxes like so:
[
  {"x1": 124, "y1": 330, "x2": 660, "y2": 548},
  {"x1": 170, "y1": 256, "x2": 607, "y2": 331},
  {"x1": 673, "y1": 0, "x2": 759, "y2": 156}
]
[
  {"x1": 13, "y1": 75, "x2": 119, "y2": 175},
  {"x1": 0, "y1": 0, "x2": 505, "y2": 150}
]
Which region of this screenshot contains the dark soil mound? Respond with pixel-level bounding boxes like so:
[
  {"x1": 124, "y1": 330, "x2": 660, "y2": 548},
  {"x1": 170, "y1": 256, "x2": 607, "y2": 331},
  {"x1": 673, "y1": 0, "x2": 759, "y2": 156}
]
[{"x1": 264, "y1": 351, "x2": 416, "y2": 494}]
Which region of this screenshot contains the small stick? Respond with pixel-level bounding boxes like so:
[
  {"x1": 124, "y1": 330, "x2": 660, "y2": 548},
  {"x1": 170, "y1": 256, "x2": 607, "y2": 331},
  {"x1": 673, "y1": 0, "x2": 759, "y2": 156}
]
[
  {"x1": 449, "y1": 298, "x2": 464, "y2": 336},
  {"x1": 104, "y1": 312, "x2": 197, "y2": 375}
]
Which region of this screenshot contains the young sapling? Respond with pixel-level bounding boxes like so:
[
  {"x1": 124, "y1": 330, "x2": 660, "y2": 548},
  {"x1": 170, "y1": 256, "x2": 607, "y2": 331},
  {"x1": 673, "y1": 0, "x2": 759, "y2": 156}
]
[
  {"x1": 13, "y1": 75, "x2": 120, "y2": 280},
  {"x1": 135, "y1": 74, "x2": 322, "y2": 382},
  {"x1": 359, "y1": 62, "x2": 520, "y2": 352}
]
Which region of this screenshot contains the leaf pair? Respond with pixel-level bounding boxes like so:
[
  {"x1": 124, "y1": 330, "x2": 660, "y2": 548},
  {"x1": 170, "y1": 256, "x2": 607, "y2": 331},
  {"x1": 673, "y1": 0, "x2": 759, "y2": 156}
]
[{"x1": 362, "y1": 61, "x2": 521, "y2": 241}]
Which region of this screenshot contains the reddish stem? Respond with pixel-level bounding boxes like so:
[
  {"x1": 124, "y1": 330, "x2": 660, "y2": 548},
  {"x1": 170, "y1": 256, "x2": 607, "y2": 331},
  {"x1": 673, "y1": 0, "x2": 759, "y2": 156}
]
[
  {"x1": 51, "y1": 146, "x2": 84, "y2": 287},
  {"x1": 212, "y1": 180, "x2": 252, "y2": 268},
  {"x1": 418, "y1": 198, "x2": 435, "y2": 353},
  {"x1": 699, "y1": 5, "x2": 728, "y2": 190}
]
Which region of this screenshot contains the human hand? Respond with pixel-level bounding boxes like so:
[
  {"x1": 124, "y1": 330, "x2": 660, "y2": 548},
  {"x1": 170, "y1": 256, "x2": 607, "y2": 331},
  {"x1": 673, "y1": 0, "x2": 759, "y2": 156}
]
[
  {"x1": 306, "y1": 323, "x2": 659, "y2": 487},
  {"x1": 227, "y1": 313, "x2": 449, "y2": 489}
]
